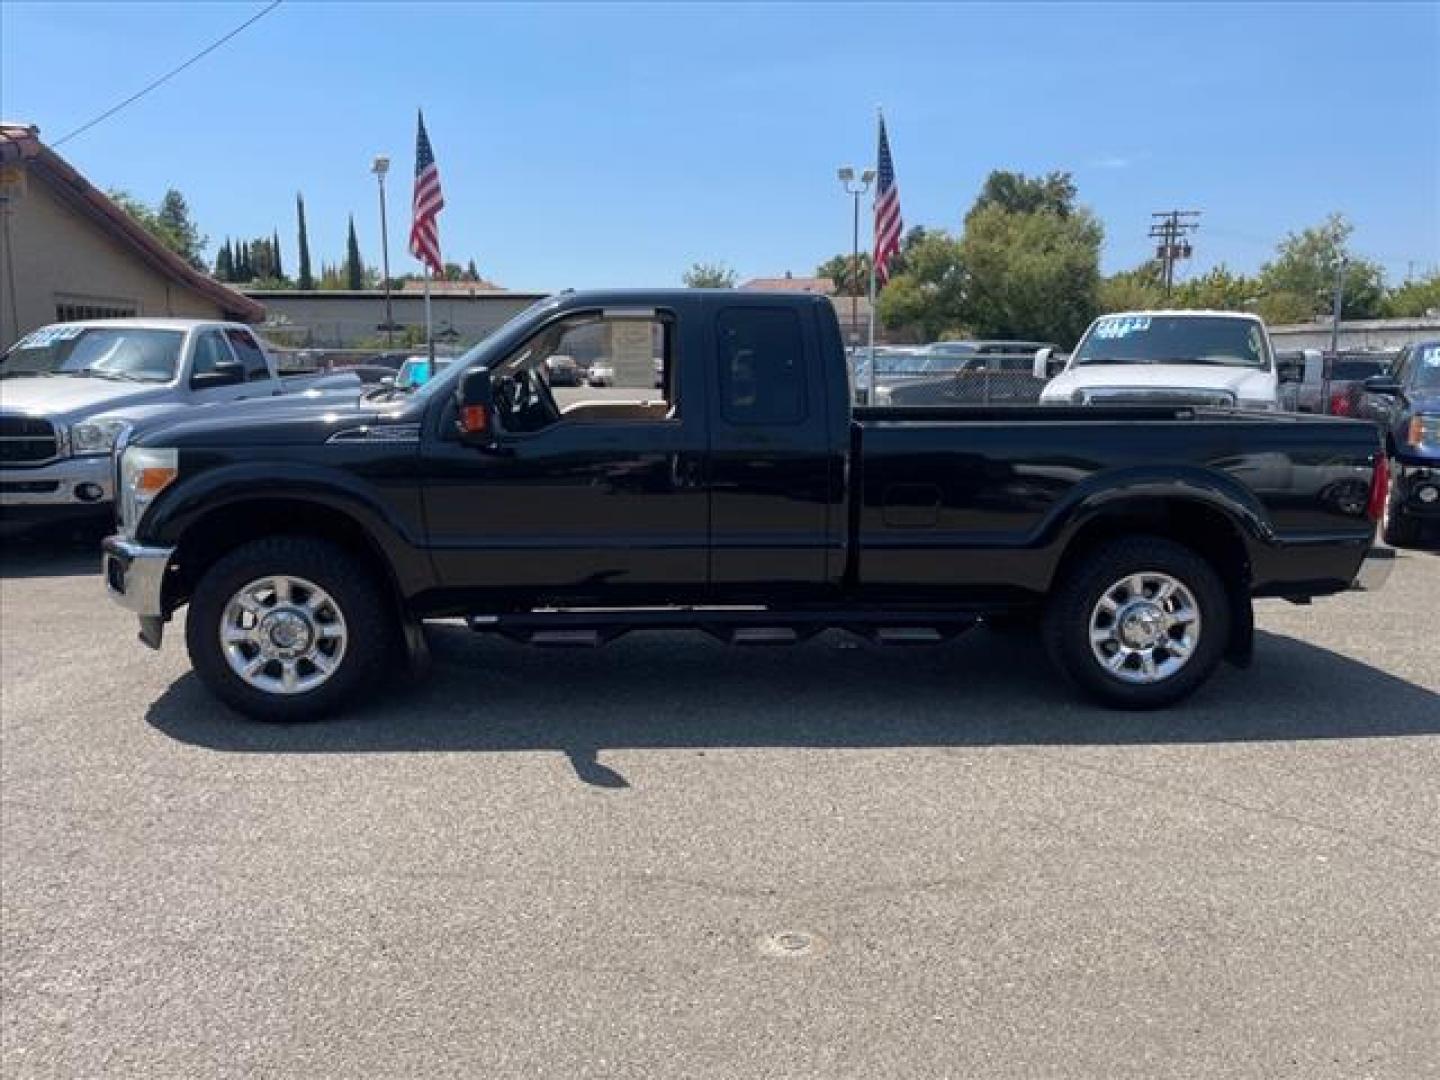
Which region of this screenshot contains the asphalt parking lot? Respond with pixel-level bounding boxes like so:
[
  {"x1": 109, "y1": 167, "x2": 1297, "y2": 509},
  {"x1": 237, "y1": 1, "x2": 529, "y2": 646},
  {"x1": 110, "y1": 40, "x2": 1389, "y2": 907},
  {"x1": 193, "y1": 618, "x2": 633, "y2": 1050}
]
[{"x1": 2, "y1": 539, "x2": 1437, "y2": 1078}]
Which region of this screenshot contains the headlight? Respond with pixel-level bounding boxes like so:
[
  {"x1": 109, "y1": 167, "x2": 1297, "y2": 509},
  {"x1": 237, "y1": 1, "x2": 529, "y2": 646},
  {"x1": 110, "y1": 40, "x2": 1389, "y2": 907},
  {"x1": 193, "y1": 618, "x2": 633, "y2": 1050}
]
[
  {"x1": 1406, "y1": 414, "x2": 1440, "y2": 448},
  {"x1": 118, "y1": 446, "x2": 178, "y2": 537},
  {"x1": 71, "y1": 418, "x2": 131, "y2": 456},
  {"x1": 873, "y1": 385, "x2": 893, "y2": 405},
  {"x1": 1237, "y1": 398, "x2": 1278, "y2": 412}
]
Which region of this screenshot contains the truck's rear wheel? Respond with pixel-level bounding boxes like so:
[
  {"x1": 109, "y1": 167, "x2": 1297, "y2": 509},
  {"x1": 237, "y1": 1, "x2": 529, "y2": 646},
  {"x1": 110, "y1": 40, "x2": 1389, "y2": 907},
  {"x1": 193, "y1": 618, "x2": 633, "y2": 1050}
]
[
  {"x1": 1044, "y1": 536, "x2": 1229, "y2": 709},
  {"x1": 186, "y1": 536, "x2": 393, "y2": 721}
]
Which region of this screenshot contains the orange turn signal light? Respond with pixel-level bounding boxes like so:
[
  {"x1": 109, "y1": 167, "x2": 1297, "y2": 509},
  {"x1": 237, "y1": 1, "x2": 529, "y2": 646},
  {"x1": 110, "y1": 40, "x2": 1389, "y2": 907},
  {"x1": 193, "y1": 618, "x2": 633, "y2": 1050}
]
[
  {"x1": 459, "y1": 404, "x2": 490, "y2": 435},
  {"x1": 136, "y1": 466, "x2": 177, "y2": 495}
]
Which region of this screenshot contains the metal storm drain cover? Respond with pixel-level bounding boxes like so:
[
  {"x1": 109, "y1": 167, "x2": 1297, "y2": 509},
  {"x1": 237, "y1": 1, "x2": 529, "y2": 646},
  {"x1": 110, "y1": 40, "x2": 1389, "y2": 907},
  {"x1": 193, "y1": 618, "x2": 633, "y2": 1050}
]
[{"x1": 756, "y1": 930, "x2": 824, "y2": 958}]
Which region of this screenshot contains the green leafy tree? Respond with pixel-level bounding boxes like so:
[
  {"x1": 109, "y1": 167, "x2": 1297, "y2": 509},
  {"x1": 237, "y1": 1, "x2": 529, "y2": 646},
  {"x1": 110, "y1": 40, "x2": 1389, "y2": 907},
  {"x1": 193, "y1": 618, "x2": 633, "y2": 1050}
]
[
  {"x1": 958, "y1": 202, "x2": 1103, "y2": 345},
  {"x1": 213, "y1": 238, "x2": 234, "y2": 282},
  {"x1": 682, "y1": 262, "x2": 737, "y2": 288},
  {"x1": 155, "y1": 189, "x2": 207, "y2": 270},
  {"x1": 344, "y1": 216, "x2": 363, "y2": 290},
  {"x1": 296, "y1": 193, "x2": 314, "y2": 290},
  {"x1": 1098, "y1": 261, "x2": 1165, "y2": 313},
  {"x1": 968, "y1": 171, "x2": 1078, "y2": 221},
  {"x1": 1171, "y1": 264, "x2": 1258, "y2": 311},
  {"x1": 234, "y1": 240, "x2": 252, "y2": 282},
  {"x1": 875, "y1": 231, "x2": 967, "y2": 341},
  {"x1": 816, "y1": 252, "x2": 871, "y2": 298},
  {"x1": 1382, "y1": 272, "x2": 1440, "y2": 317},
  {"x1": 1257, "y1": 213, "x2": 1385, "y2": 321},
  {"x1": 108, "y1": 188, "x2": 207, "y2": 271}
]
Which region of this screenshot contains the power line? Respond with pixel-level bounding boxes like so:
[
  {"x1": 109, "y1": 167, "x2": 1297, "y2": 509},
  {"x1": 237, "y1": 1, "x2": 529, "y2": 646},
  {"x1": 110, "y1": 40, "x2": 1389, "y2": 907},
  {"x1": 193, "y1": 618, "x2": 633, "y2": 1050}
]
[{"x1": 52, "y1": 1, "x2": 284, "y2": 149}]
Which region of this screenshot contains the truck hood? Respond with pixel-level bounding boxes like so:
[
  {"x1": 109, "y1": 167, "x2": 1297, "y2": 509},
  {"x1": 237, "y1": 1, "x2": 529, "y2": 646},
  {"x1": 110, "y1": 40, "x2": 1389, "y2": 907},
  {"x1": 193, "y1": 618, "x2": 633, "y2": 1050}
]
[
  {"x1": 1043, "y1": 364, "x2": 1274, "y2": 401},
  {"x1": 132, "y1": 388, "x2": 412, "y2": 449},
  {"x1": 0, "y1": 376, "x2": 170, "y2": 421}
]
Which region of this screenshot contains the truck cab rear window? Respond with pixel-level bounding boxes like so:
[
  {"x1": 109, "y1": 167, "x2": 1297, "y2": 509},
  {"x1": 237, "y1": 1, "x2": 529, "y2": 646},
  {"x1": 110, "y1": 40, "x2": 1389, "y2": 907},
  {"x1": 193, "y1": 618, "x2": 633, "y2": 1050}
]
[{"x1": 717, "y1": 307, "x2": 806, "y2": 425}]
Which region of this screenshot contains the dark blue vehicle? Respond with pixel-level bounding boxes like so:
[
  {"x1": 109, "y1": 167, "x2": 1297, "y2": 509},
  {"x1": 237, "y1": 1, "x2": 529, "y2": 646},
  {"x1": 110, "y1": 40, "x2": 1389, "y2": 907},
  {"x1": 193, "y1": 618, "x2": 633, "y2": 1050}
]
[
  {"x1": 101, "y1": 290, "x2": 1391, "y2": 721},
  {"x1": 1358, "y1": 339, "x2": 1440, "y2": 548}
]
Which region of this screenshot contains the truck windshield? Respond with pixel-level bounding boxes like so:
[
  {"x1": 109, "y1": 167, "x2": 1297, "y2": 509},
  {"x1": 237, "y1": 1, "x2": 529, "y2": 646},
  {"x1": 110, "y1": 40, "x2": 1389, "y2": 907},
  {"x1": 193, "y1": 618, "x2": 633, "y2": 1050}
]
[
  {"x1": 0, "y1": 326, "x2": 184, "y2": 382},
  {"x1": 1073, "y1": 315, "x2": 1269, "y2": 369},
  {"x1": 1414, "y1": 345, "x2": 1440, "y2": 390}
]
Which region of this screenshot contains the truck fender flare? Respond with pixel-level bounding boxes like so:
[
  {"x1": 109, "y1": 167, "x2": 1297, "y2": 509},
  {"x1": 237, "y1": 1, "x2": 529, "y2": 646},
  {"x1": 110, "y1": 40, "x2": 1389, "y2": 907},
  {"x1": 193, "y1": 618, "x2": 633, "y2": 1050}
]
[{"x1": 146, "y1": 462, "x2": 431, "y2": 598}]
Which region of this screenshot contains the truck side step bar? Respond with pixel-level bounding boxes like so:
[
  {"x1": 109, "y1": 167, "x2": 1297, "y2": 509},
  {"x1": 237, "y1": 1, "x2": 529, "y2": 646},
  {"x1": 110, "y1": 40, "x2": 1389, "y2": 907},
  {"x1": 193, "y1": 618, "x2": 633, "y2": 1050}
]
[{"x1": 464, "y1": 607, "x2": 979, "y2": 648}]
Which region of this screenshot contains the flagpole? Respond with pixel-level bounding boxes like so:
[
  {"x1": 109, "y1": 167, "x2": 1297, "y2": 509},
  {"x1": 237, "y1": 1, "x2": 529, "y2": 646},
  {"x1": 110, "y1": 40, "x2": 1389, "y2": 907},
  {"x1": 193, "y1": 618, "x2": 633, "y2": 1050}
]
[
  {"x1": 866, "y1": 106, "x2": 881, "y2": 405},
  {"x1": 424, "y1": 268, "x2": 435, "y2": 378}
]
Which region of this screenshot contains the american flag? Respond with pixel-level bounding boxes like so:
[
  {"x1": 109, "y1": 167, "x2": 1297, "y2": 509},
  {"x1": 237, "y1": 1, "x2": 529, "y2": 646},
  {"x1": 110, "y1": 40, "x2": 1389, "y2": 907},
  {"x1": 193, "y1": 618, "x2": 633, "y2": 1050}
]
[
  {"x1": 408, "y1": 111, "x2": 445, "y2": 276},
  {"x1": 873, "y1": 114, "x2": 903, "y2": 286}
]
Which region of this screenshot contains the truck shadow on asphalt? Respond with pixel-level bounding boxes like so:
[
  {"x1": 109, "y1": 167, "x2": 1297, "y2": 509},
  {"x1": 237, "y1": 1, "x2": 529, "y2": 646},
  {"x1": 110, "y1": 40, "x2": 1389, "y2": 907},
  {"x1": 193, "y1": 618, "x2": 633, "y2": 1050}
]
[{"x1": 146, "y1": 626, "x2": 1440, "y2": 786}]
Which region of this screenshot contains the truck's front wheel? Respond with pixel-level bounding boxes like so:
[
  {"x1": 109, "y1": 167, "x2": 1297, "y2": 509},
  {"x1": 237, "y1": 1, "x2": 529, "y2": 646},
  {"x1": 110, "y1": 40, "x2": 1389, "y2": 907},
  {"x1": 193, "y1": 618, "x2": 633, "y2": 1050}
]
[
  {"x1": 186, "y1": 536, "x2": 394, "y2": 721},
  {"x1": 1044, "y1": 536, "x2": 1229, "y2": 709}
]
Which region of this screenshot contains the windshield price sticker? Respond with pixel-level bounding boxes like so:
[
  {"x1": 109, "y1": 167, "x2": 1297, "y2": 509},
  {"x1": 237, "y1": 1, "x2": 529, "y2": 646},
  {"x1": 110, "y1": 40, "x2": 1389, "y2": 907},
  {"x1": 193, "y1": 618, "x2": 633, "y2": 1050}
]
[
  {"x1": 16, "y1": 325, "x2": 83, "y2": 349},
  {"x1": 1421, "y1": 346, "x2": 1440, "y2": 368},
  {"x1": 1093, "y1": 316, "x2": 1151, "y2": 340}
]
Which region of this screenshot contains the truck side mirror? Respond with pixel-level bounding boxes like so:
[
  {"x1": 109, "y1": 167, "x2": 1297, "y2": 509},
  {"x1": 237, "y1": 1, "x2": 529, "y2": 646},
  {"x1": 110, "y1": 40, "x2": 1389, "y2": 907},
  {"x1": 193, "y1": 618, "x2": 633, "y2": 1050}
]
[
  {"x1": 1361, "y1": 373, "x2": 1403, "y2": 396},
  {"x1": 191, "y1": 360, "x2": 246, "y2": 390},
  {"x1": 1275, "y1": 352, "x2": 1305, "y2": 385},
  {"x1": 1033, "y1": 347, "x2": 1066, "y2": 380},
  {"x1": 455, "y1": 366, "x2": 500, "y2": 446},
  {"x1": 1033, "y1": 348, "x2": 1053, "y2": 381}
]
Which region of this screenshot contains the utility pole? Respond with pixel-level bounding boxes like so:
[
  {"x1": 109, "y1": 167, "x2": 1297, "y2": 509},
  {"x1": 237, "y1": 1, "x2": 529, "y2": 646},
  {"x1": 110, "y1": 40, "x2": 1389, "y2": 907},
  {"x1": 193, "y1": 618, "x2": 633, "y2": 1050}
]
[
  {"x1": 1330, "y1": 256, "x2": 1347, "y2": 357},
  {"x1": 1149, "y1": 210, "x2": 1201, "y2": 298}
]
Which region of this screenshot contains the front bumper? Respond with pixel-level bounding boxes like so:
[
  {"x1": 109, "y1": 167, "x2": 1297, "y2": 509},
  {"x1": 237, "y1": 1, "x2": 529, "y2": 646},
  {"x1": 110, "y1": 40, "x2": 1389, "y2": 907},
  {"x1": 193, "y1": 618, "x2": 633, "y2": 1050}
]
[
  {"x1": 102, "y1": 535, "x2": 175, "y2": 649},
  {"x1": 1351, "y1": 546, "x2": 1396, "y2": 592},
  {"x1": 1392, "y1": 462, "x2": 1440, "y2": 519},
  {"x1": 0, "y1": 455, "x2": 114, "y2": 507}
]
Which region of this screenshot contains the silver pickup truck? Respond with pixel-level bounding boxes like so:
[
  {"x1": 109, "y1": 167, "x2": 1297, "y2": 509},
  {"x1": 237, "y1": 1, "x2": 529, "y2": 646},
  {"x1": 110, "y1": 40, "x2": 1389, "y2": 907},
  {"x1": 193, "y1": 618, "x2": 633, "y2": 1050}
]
[{"x1": 0, "y1": 318, "x2": 358, "y2": 534}]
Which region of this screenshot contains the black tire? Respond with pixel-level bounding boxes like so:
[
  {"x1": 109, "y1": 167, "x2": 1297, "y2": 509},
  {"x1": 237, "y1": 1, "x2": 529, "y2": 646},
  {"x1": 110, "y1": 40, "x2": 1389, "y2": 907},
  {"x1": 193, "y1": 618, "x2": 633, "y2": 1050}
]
[
  {"x1": 1380, "y1": 478, "x2": 1424, "y2": 548},
  {"x1": 1043, "y1": 536, "x2": 1230, "y2": 709},
  {"x1": 186, "y1": 536, "x2": 395, "y2": 721}
]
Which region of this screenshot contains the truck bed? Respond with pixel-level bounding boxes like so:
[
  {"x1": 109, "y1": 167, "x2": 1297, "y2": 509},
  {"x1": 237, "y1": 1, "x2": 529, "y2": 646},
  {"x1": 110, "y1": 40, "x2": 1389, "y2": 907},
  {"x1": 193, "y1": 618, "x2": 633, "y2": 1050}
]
[{"x1": 850, "y1": 404, "x2": 1381, "y2": 601}]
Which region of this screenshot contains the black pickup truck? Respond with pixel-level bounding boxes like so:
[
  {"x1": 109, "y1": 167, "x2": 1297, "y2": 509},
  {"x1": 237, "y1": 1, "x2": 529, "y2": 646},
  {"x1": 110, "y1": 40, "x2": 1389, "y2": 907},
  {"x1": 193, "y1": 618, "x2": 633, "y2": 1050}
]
[{"x1": 102, "y1": 290, "x2": 1391, "y2": 720}]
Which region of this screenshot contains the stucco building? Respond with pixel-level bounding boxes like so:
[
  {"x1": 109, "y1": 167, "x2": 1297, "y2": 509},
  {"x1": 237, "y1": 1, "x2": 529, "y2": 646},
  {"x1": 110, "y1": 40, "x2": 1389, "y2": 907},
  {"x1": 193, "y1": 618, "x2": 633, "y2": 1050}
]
[{"x1": 0, "y1": 122, "x2": 261, "y2": 352}]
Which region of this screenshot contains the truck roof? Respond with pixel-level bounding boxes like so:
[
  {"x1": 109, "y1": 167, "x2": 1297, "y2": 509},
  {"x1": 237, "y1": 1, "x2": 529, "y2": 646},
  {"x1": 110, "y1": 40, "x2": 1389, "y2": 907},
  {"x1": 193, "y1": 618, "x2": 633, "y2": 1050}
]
[
  {"x1": 1102, "y1": 309, "x2": 1266, "y2": 322},
  {"x1": 553, "y1": 288, "x2": 833, "y2": 307},
  {"x1": 32, "y1": 317, "x2": 252, "y2": 333}
]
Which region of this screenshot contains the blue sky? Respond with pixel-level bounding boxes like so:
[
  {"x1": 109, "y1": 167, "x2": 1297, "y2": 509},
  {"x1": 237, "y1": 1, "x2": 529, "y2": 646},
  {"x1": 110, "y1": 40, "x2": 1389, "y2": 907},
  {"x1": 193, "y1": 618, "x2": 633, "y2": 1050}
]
[{"x1": 3, "y1": 2, "x2": 1437, "y2": 291}]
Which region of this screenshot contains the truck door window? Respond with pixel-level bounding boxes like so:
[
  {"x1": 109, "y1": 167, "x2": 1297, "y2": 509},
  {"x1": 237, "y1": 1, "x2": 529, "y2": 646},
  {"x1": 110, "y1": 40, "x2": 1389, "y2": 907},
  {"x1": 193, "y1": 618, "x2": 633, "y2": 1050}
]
[
  {"x1": 491, "y1": 311, "x2": 675, "y2": 432},
  {"x1": 717, "y1": 307, "x2": 806, "y2": 425},
  {"x1": 224, "y1": 329, "x2": 273, "y2": 382}
]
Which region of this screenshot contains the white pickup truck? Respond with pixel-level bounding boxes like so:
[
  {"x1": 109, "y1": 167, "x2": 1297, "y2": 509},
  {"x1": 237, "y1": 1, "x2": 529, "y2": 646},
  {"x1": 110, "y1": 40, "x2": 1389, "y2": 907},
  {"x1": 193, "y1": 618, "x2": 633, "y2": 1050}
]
[
  {"x1": 1036, "y1": 310, "x2": 1299, "y2": 410},
  {"x1": 0, "y1": 318, "x2": 358, "y2": 534}
]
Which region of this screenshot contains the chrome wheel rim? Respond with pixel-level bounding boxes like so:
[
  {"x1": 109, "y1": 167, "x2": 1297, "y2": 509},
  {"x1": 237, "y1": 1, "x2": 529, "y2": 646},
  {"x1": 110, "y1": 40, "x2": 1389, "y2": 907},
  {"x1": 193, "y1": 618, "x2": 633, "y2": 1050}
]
[
  {"x1": 219, "y1": 575, "x2": 347, "y2": 695},
  {"x1": 1089, "y1": 571, "x2": 1201, "y2": 685}
]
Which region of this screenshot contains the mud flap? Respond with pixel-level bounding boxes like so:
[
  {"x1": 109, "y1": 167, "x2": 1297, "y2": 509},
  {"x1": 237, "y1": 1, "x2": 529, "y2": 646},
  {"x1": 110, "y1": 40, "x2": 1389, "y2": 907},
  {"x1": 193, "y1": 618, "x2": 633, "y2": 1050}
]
[{"x1": 1224, "y1": 587, "x2": 1254, "y2": 668}]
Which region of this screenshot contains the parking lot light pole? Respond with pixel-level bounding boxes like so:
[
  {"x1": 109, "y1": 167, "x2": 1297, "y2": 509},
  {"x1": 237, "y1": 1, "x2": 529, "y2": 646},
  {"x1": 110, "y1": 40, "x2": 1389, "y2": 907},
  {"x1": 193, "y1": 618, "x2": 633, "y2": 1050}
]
[
  {"x1": 372, "y1": 155, "x2": 394, "y2": 348},
  {"x1": 836, "y1": 167, "x2": 875, "y2": 352}
]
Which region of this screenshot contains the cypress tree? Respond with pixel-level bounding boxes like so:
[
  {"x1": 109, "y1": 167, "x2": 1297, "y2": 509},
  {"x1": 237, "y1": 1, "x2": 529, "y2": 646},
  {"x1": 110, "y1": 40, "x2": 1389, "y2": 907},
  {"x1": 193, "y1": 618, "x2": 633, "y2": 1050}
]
[
  {"x1": 466, "y1": 258, "x2": 479, "y2": 281},
  {"x1": 296, "y1": 193, "x2": 314, "y2": 289},
  {"x1": 214, "y1": 239, "x2": 232, "y2": 281},
  {"x1": 345, "y1": 215, "x2": 363, "y2": 290},
  {"x1": 272, "y1": 229, "x2": 284, "y2": 280}
]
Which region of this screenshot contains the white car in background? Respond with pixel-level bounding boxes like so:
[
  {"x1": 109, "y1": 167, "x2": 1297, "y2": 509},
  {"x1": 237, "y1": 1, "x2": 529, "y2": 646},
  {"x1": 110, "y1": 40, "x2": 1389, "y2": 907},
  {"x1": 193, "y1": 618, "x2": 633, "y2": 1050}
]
[{"x1": 1037, "y1": 310, "x2": 1293, "y2": 410}]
